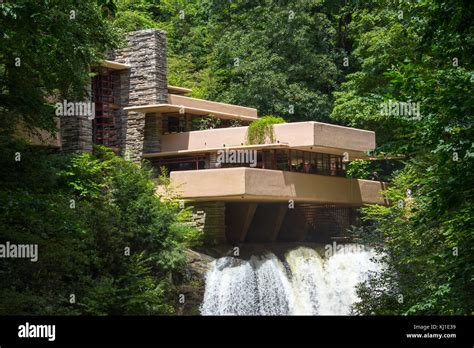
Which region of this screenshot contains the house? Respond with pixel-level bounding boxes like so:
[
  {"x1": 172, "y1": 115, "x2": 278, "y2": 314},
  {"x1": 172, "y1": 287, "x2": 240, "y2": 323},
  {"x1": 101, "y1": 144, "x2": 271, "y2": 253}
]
[{"x1": 23, "y1": 29, "x2": 388, "y2": 245}]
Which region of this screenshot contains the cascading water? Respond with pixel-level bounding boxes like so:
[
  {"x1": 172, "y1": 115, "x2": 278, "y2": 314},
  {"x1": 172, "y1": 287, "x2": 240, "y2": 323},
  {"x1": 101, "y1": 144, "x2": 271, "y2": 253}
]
[{"x1": 200, "y1": 245, "x2": 382, "y2": 315}]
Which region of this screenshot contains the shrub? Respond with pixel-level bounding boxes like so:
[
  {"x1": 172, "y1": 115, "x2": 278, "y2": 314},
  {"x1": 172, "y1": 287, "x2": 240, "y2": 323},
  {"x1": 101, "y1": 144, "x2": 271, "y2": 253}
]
[
  {"x1": 0, "y1": 142, "x2": 199, "y2": 315},
  {"x1": 246, "y1": 115, "x2": 285, "y2": 145}
]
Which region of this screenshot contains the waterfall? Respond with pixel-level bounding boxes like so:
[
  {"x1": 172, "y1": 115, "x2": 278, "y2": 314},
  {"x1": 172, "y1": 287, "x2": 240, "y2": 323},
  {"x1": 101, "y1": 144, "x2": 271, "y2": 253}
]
[{"x1": 200, "y1": 245, "x2": 382, "y2": 315}]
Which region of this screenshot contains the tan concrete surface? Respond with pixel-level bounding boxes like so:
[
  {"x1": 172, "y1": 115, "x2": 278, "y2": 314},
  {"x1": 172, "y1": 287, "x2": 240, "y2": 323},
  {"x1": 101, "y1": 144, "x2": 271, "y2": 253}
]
[
  {"x1": 168, "y1": 94, "x2": 257, "y2": 118},
  {"x1": 160, "y1": 121, "x2": 375, "y2": 158},
  {"x1": 170, "y1": 167, "x2": 389, "y2": 205}
]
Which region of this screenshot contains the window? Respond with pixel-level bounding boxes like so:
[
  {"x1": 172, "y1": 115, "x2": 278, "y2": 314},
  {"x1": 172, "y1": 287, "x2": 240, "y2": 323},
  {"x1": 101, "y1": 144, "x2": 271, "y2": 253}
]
[{"x1": 154, "y1": 155, "x2": 206, "y2": 174}]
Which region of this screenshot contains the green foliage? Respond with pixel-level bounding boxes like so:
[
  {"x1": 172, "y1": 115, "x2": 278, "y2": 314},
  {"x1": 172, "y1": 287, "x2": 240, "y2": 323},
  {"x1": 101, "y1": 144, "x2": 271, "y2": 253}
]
[
  {"x1": 202, "y1": 0, "x2": 341, "y2": 122},
  {"x1": 336, "y1": 0, "x2": 474, "y2": 315},
  {"x1": 346, "y1": 160, "x2": 371, "y2": 179},
  {"x1": 1, "y1": 0, "x2": 471, "y2": 317},
  {"x1": 191, "y1": 115, "x2": 221, "y2": 130},
  {"x1": 354, "y1": 163, "x2": 474, "y2": 315},
  {"x1": 246, "y1": 115, "x2": 285, "y2": 145},
  {"x1": 0, "y1": 0, "x2": 119, "y2": 134},
  {"x1": 112, "y1": 0, "x2": 344, "y2": 120},
  {"x1": 112, "y1": 0, "x2": 158, "y2": 33},
  {"x1": 0, "y1": 143, "x2": 199, "y2": 315}
]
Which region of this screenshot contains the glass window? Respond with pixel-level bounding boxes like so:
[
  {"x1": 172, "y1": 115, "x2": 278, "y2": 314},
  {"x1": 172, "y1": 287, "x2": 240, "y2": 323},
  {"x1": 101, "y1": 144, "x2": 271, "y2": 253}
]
[
  {"x1": 275, "y1": 150, "x2": 289, "y2": 171},
  {"x1": 263, "y1": 150, "x2": 275, "y2": 169}
]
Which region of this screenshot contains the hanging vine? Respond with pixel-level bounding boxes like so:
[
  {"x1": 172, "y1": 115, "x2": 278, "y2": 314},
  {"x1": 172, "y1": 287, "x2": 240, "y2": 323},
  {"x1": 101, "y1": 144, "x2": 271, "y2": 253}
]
[{"x1": 246, "y1": 115, "x2": 285, "y2": 145}]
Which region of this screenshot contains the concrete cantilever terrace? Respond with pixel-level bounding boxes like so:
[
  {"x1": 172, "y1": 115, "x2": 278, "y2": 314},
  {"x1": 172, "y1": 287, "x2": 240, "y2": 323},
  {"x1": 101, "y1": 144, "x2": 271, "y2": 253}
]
[
  {"x1": 150, "y1": 119, "x2": 389, "y2": 244},
  {"x1": 124, "y1": 94, "x2": 258, "y2": 122},
  {"x1": 170, "y1": 167, "x2": 389, "y2": 205},
  {"x1": 145, "y1": 121, "x2": 376, "y2": 160}
]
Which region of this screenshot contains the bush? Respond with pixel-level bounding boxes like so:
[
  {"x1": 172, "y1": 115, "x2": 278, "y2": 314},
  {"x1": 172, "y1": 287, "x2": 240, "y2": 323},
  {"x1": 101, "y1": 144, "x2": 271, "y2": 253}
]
[
  {"x1": 0, "y1": 142, "x2": 199, "y2": 315},
  {"x1": 246, "y1": 115, "x2": 285, "y2": 145}
]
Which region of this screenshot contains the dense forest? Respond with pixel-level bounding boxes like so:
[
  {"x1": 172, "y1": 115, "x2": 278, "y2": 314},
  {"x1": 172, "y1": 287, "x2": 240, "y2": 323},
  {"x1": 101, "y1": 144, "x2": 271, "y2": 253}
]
[{"x1": 0, "y1": 0, "x2": 472, "y2": 315}]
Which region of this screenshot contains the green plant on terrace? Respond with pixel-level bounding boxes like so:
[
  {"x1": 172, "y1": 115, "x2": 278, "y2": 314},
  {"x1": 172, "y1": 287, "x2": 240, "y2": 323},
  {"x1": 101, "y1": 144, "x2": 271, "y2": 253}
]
[{"x1": 246, "y1": 116, "x2": 285, "y2": 145}]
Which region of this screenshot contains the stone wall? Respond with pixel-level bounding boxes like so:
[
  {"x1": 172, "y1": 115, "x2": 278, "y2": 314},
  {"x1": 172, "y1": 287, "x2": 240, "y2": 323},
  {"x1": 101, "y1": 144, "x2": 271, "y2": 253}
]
[
  {"x1": 110, "y1": 29, "x2": 168, "y2": 161},
  {"x1": 60, "y1": 80, "x2": 93, "y2": 152},
  {"x1": 60, "y1": 116, "x2": 93, "y2": 152},
  {"x1": 143, "y1": 113, "x2": 162, "y2": 153},
  {"x1": 188, "y1": 202, "x2": 226, "y2": 245}
]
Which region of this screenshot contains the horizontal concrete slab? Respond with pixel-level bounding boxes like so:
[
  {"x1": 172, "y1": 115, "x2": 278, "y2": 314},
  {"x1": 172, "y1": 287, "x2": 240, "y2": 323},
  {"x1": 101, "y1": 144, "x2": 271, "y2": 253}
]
[
  {"x1": 161, "y1": 121, "x2": 376, "y2": 158},
  {"x1": 168, "y1": 94, "x2": 258, "y2": 118},
  {"x1": 170, "y1": 167, "x2": 389, "y2": 206},
  {"x1": 124, "y1": 94, "x2": 258, "y2": 122},
  {"x1": 99, "y1": 60, "x2": 131, "y2": 70},
  {"x1": 167, "y1": 85, "x2": 192, "y2": 95}
]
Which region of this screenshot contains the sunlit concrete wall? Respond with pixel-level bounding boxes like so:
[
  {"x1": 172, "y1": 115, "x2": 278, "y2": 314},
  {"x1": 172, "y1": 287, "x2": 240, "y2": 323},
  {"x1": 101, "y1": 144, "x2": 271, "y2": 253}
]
[
  {"x1": 170, "y1": 167, "x2": 389, "y2": 206},
  {"x1": 161, "y1": 121, "x2": 375, "y2": 154}
]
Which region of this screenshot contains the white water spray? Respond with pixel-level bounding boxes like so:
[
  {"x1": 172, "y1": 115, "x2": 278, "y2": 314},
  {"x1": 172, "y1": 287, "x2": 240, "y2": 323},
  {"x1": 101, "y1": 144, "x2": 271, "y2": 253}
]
[{"x1": 200, "y1": 245, "x2": 382, "y2": 315}]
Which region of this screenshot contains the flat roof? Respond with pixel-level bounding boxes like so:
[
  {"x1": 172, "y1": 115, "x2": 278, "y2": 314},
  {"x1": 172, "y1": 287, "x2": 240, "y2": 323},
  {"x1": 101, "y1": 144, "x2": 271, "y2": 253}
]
[{"x1": 123, "y1": 104, "x2": 258, "y2": 122}]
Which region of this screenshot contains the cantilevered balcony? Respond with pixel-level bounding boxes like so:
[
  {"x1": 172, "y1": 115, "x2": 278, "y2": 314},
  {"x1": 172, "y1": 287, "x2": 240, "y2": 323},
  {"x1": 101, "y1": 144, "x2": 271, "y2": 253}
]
[
  {"x1": 144, "y1": 121, "x2": 376, "y2": 160},
  {"x1": 169, "y1": 167, "x2": 389, "y2": 206}
]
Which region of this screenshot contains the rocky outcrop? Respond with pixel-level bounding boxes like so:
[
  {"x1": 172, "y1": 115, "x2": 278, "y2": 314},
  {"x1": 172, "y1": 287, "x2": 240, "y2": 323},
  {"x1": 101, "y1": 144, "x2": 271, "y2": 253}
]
[{"x1": 175, "y1": 249, "x2": 214, "y2": 315}]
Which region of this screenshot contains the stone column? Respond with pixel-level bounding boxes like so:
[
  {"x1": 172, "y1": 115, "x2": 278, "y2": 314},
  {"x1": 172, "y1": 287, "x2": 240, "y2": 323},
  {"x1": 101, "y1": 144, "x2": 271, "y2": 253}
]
[
  {"x1": 143, "y1": 113, "x2": 162, "y2": 153},
  {"x1": 111, "y1": 29, "x2": 168, "y2": 162},
  {"x1": 60, "y1": 80, "x2": 93, "y2": 152},
  {"x1": 60, "y1": 116, "x2": 93, "y2": 152}
]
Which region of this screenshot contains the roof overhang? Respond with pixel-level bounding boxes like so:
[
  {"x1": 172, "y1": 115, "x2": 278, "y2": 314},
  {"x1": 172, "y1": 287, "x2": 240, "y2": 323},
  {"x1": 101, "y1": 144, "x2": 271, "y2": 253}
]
[
  {"x1": 168, "y1": 85, "x2": 192, "y2": 94},
  {"x1": 99, "y1": 60, "x2": 131, "y2": 70},
  {"x1": 123, "y1": 104, "x2": 258, "y2": 122}
]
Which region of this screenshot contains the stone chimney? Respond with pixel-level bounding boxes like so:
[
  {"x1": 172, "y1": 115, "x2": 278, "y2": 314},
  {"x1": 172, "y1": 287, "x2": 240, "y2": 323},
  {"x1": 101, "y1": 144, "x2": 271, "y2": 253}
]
[
  {"x1": 59, "y1": 29, "x2": 168, "y2": 158},
  {"x1": 111, "y1": 29, "x2": 168, "y2": 162}
]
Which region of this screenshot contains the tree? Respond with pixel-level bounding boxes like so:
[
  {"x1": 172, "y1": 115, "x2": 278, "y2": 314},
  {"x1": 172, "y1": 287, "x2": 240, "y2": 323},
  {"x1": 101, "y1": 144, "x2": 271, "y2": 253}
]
[
  {"x1": 112, "y1": 0, "x2": 345, "y2": 121},
  {"x1": 0, "y1": 143, "x2": 200, "y2": 315},
  {"x1": 333, "y1": 0, "x2": 474, "y2": 314},
  {"x1": 202, "y1": 0, "x2": 341, "y2": 122},
  {"x1": 0, "y1": 0, "x2": 119, "y2": 134}
]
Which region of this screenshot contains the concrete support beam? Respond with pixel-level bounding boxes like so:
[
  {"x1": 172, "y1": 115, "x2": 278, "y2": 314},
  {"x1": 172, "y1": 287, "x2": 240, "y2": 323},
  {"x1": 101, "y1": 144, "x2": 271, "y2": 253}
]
[
  {"x1": 246, "y1": 203, "x2": 288, "y2": 243},
  {"x1": 278, "y1": 209, "x2": 309, "y2": 242},
  {"x1": 269, "y1": 204, "x2": 287, "y2": 242},
  {"x1": 225, "y1": 203, "x2": 257, "y2": 244}
]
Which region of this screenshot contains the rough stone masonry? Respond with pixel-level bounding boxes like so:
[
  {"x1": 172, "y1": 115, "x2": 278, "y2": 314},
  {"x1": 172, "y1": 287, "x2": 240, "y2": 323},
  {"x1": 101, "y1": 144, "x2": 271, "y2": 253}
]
[{"x1": 61, "y1": 29, "x2": 169, "y2": 159}]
